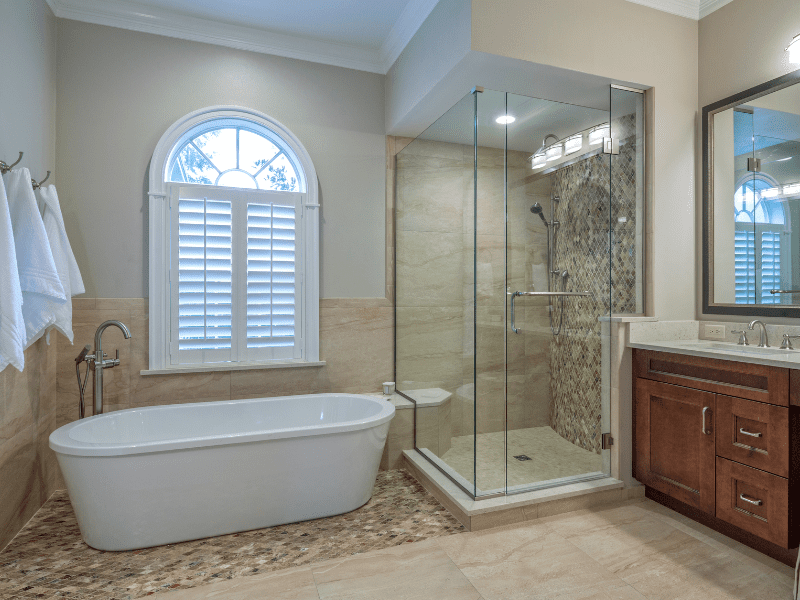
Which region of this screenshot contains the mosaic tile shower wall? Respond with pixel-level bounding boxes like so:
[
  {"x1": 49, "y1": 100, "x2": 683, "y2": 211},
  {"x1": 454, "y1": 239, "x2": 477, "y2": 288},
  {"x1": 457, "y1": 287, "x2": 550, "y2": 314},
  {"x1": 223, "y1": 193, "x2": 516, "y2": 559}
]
[{"x1": 549, "y1": 115, "x2": 638, "y2": 454}]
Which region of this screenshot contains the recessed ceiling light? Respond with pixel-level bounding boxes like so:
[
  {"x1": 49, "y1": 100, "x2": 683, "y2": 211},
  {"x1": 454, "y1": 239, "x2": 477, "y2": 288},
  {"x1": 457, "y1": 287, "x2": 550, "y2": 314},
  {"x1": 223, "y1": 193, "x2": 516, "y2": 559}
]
[{"x1": 496, "y1": 115, "x2": 515, "y2": 125}]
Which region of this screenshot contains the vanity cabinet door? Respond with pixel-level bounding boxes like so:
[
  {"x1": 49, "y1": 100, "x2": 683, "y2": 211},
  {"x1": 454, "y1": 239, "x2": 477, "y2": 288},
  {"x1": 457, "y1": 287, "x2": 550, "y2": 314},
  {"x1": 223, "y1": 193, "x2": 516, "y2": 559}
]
[{"x1": 634, "y1": 378, "x2": 716, "y2": 514}]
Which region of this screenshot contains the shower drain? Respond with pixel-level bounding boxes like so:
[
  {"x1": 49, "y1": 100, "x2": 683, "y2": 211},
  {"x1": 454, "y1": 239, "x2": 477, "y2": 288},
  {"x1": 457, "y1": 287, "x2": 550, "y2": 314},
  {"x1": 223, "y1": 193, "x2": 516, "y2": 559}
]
[{"x1": 513, "y1": 454, "x2": 532, "y2": 461}]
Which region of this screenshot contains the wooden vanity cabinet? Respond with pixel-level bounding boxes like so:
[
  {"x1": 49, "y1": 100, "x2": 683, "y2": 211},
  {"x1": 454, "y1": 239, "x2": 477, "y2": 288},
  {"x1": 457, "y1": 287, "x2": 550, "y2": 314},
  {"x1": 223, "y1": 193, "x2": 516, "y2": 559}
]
[{"x1": 633, "y1": 349, "x2": 799, "y2": 554}]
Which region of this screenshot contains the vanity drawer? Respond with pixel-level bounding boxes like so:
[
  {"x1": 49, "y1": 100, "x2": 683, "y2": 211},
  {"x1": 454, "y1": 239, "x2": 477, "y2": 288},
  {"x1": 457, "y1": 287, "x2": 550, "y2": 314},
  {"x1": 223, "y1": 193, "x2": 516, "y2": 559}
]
[
  {"x1": 716, "y1": 395, "x2": 789, "y2": 477},
  {"x1": 634, "y1": 349, "x2": 788, "y2": 406},
  {"x1": 716, "y1": 457, "x2": 792, "y2": 548}
]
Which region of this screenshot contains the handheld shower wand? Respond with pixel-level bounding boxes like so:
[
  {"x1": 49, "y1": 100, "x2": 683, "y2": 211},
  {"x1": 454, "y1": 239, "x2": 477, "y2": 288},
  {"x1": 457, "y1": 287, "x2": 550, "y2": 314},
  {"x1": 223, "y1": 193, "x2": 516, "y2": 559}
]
[{"x1": 530, "y1": 202, "x2": 549, "y2": 226}]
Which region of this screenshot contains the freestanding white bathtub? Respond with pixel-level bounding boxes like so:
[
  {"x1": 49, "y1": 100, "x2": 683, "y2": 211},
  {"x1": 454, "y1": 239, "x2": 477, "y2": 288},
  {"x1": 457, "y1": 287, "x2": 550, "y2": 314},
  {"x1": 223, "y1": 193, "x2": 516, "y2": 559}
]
[{"x1": 49, "y1": 393, "x2": 394, "y2": 551}]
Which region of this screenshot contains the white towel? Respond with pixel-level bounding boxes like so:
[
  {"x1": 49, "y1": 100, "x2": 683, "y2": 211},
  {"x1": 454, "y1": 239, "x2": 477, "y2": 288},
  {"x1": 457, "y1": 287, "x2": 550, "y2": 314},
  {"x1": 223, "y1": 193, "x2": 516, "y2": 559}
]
[
  {"x1": 0, "y1": 176, "x2": 26, "y2": 372},
  {"x1": 37, "y1": 185, "x2": 84, "y2": 343},
  {"x1": 3, "y1": 168, "x2": 67, "y2": 349}
]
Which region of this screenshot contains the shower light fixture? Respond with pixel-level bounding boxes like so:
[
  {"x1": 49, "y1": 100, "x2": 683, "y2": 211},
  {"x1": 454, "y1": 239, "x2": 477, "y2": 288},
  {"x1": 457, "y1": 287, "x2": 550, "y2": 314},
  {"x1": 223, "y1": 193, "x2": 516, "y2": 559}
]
[
  {"x1": 760, "y1": 187, "x2": 781, "y2": 199},
  {"x1": 589, "y1": 124, "x2": 610, "y2": 145},
  {"x1": 531, "y1": 152, "x2": 547, "y2": 169},
  {"x1": 784, "y1": 183, "x2": 800, "y2": 196},
  {"x1": 545, "y1": 143, "x2": 563, "y2": 162},
  {"x1": 496, "y1": 115, "x2": 516, "y2": 124},
  {"x1": 788, "y1": 33, "x2": 800, "y2": 64},
  {"x1": 564, "y1": 133, "x2": 582, "y2": 155}
]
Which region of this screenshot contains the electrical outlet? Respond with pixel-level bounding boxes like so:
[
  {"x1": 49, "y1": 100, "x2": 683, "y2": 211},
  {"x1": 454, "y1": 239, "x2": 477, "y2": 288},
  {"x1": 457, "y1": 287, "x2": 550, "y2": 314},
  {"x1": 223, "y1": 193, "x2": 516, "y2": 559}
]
[{"x1": 704, "y1": 324, "x2": 725, "y2": 340}]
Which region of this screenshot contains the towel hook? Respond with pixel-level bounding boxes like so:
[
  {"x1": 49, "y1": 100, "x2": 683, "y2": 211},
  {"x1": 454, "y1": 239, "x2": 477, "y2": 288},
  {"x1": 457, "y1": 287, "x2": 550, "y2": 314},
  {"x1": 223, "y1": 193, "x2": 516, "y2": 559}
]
[
  {"x1": 31, "y1": 171, "x2": 51, "y2": 190},
  {"x1": 0, "y1": 152, "x2": 23, "y2": 175}
]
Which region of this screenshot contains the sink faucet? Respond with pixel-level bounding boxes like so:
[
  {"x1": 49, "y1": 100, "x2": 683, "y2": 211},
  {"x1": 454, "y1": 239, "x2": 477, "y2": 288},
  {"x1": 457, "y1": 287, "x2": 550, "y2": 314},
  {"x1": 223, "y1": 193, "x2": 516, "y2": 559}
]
[
  {"x1": 748, "y1": 320, "x2": 769, "y2": 348},
  {"x1": 91, "y1": 320, "x2": 132, "y2": 415}
]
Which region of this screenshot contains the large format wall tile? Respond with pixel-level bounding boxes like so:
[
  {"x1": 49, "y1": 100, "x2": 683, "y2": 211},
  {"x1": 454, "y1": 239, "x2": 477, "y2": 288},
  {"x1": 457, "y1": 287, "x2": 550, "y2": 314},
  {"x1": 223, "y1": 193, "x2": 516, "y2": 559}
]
[
  {"x1": 55, "y1": 297, "x2": 393, "y2": 423},
  {"x1": 0, "y1": 337, "x2": 58, "y2": 551}
]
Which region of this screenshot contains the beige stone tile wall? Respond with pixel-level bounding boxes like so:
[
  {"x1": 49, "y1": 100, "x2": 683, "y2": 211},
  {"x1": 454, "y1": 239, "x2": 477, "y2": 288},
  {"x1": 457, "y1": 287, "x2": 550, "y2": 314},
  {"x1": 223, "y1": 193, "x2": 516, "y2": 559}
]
[
  {"x1": 0, "y1": 336, "x2": 59, "y2": 551},
  {"x1": 56, "y1": 297, "x2": 394, "y2": 428}
]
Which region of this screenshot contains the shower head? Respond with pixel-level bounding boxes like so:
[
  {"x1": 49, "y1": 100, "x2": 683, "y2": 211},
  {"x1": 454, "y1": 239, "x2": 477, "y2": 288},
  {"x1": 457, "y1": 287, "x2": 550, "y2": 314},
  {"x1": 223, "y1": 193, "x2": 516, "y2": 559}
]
[{"x1": 530, "y1": 202, "x2": 548, "y2": 226}]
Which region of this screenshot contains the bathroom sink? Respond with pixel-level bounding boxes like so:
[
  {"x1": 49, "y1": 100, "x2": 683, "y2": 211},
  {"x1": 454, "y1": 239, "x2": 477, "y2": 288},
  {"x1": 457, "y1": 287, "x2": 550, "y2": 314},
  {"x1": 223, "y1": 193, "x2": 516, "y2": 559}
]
[{"x1": 677, "y1": 341, "x2": 795, "y2": 356}]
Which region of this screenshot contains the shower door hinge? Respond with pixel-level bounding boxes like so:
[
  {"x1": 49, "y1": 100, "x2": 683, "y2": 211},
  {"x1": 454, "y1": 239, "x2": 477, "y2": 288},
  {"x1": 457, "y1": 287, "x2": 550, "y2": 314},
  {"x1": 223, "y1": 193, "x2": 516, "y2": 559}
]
[
  {"x1": 602, "y1": 138, "x2": 620, "y2": 155},
  {"x1": 601, "y1": 433, "x2": 614, "y2": 450},
  {"x1": 747, "y1": 157, "x2": 762, "y2": 172}
]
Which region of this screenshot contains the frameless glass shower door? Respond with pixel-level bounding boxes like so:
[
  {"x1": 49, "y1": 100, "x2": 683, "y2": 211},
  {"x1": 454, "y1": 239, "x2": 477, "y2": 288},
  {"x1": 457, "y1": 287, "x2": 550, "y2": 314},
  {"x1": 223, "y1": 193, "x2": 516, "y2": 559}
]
[{"x1": 396, "y1": 84, "x2": 646, "y2": 499}]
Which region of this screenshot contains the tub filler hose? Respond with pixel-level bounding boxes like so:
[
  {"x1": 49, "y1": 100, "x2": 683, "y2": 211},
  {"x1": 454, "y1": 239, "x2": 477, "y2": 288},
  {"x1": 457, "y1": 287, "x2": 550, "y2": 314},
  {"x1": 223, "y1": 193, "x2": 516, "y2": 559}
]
[{"x1": 75, "y1": 344, "x2": 92, "y2": 419}]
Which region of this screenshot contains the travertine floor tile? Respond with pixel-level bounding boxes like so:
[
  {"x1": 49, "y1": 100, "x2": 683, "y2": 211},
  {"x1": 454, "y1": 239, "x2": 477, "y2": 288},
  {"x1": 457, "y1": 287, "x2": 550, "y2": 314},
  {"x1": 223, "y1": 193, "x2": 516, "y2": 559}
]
[
  {"x1": 311, "y1": 539, "x2": 481, "y2": 600},
  {"x1": 436, "y1": 521, "x2": 620, "y2": 600}
]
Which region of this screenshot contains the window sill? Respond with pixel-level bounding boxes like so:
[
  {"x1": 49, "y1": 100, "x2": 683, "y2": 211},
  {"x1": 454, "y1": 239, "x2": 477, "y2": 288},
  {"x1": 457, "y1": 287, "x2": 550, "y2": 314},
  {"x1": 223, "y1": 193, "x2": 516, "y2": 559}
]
[{"x1": 140, "y1": 360, "x2": 326, "y2": 376}]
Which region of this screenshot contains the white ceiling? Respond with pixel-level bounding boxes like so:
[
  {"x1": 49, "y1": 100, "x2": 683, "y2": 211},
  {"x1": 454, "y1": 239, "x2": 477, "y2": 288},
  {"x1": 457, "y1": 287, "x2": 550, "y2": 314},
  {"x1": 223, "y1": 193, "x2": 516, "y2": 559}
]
[
  {"x1": 44, "y1": 0, "x2": 733, "y2": 76},
  {"x1": 44, "y1": 0, "x2": 441, "y2": 73}
]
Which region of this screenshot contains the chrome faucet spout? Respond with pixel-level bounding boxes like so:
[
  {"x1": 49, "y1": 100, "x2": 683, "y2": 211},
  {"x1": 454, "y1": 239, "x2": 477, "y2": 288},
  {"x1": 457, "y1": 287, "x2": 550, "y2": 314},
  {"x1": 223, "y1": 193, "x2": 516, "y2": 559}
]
[
  {"x1": 91, "y1": 320, "x2": 132, "y2": 416},
  {"x1": 748, "y1": 320, "x2": 769, "y2": 348}
]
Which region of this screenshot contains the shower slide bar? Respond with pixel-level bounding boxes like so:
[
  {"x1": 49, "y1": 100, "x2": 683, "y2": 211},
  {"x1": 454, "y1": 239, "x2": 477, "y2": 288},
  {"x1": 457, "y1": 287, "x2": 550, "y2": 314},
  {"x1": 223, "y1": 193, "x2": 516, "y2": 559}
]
[{"x1": 510, "y1": 290, "x2": 592, "y2": 333}]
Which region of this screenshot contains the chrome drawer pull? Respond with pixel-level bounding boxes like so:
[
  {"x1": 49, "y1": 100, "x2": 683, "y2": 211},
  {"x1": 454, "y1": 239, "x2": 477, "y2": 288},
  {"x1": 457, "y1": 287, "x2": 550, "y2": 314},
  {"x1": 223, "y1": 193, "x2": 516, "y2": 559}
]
[
  {"x1": 702, "y1": 407, "x2": 712, "y2": 435},
  {"x1": 739, "y1": 493, "x2": 763, "y2": 507},
  {"x1": 739, "y1": 428, "x2": 762, "y2": 438}
]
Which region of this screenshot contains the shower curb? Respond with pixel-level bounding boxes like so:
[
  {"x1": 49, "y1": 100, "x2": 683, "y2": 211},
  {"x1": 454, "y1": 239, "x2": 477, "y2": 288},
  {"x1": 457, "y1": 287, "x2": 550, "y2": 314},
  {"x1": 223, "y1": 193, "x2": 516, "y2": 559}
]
[{"x1": 403, "y1": 449, "x2": 643, "y2": 531}]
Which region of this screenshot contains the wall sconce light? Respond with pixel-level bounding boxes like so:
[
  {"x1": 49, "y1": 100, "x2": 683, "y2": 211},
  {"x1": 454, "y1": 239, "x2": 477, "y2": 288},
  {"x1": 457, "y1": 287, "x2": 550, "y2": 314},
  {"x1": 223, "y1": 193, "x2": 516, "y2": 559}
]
[
  {"x1": 531, "y1": 152, "x2": 547, "y2": 169},
  {"x1": 589, "y1": 124, "x2": 610, "y2": 145},
  {"x1": 564, "y1": 134, "x2": 582, "y2": 155},
  {"x1": 788, "y1": 34, "x2": 800, "y2": 64},
  {"x1": 545, "y1": 143, "x2": 563, "y2": 162}
]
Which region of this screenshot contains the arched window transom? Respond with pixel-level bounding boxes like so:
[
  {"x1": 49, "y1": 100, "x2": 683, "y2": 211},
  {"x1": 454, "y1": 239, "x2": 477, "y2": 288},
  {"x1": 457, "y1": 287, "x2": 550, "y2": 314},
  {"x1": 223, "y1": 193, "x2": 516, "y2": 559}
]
[{"x1": 166, "y1": 118, "x2": 305, "y2": 192}]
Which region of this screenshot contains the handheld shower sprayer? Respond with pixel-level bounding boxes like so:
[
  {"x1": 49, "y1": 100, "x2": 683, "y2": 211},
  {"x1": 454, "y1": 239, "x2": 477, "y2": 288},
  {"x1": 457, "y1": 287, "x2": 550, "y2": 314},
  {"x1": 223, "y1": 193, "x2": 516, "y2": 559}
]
[{"x1": 530, "y1": 203, "x2": 549, "y2": 226}]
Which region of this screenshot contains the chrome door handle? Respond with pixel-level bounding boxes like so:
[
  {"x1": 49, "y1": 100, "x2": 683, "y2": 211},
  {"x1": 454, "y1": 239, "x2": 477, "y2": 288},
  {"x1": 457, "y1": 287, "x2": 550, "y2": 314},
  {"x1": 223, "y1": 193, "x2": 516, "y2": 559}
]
[
  {"x1": 739, "y1": 493, "x2": 763, "y2": 506},
  {"x1": 738, "y1": 428, "x2": 762, "y2": 438},
  {"x1": 511, "y1": 291, "x2": 521, "y2": 334},
  {"x1": 702, "y1": 407, "x2": 712, "y2": 435}
]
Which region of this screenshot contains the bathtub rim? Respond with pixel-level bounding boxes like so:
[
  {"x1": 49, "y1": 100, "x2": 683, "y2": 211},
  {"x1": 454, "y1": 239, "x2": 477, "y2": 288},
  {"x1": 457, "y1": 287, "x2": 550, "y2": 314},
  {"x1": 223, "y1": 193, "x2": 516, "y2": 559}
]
[{"x1": 50, "y1": 393, "x2": 395, "y2": 458}]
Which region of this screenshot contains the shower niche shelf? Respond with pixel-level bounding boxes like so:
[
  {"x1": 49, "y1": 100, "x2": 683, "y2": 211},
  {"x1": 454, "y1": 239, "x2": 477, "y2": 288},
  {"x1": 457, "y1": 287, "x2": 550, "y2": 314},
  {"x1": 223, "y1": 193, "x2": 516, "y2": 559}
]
[{"x1": 633, "y1": 348, "x2": 800, "y2": 564}]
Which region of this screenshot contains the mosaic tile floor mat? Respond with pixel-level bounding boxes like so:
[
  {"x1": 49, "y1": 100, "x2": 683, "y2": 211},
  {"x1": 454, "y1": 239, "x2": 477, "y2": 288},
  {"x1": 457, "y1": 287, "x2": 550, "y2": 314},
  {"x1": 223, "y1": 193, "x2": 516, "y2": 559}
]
[{"x1": 0, "y1": 470, "x2": 464, "y2": 600}]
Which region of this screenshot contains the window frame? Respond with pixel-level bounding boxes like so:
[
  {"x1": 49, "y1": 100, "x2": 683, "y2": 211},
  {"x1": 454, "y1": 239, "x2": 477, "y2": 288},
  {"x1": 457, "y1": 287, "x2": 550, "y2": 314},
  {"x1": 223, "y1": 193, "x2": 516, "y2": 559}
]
[{"x1": 148, "y1": 106, "x2": 319, "y2": 373}]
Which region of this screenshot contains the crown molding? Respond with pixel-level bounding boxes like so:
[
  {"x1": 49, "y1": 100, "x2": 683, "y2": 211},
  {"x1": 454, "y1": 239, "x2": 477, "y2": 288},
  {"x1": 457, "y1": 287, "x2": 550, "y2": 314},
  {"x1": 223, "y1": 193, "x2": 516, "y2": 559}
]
[
  {"x1": 699, "y1": 0, "x2": 736, "y2": 18},
  {"x1": 380, "y1": 0, "x2": 441, "y2": 72},
  {"x1": 44, "y1": 0, "x2": 385, "y2": 74},
  {"x1": 625, "y1": 0, "x2": 734, "y2": 20},
  {"x1": 624, "y1": 0, "x2": 699, "y2": 20}
]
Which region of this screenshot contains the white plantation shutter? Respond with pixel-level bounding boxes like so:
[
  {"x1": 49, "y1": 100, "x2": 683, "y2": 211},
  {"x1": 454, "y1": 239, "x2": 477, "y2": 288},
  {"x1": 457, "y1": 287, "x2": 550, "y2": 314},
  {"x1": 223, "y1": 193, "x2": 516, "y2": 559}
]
[
  {"x1": 734, "y1": 229, "x2": 755, "y2": 304},
  {"x1": 760, "y1": 231, "x2": 781, "y2": 305},
  {"x1": 170, "y1": 186, "x2": 303, "y2": 365},
  {"x1": 245, "y1": 201, "x2": 298, "y2": 360}
]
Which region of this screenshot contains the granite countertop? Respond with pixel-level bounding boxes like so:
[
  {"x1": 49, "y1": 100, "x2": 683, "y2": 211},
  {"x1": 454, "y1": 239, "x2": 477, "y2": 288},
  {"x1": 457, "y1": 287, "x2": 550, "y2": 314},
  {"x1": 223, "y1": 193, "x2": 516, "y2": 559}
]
[{"x1": 628, "y1": 339, "x2": 800, "y2": 370}]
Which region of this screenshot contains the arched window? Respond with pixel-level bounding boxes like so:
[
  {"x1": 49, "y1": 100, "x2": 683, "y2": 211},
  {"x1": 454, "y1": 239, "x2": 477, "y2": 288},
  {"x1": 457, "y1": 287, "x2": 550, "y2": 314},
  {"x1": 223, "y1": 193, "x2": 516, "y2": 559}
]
[
  {"x1": 147, "y1": 107, "x2": 319, "y2": 372},
  {"x1": 734, "y1": 174, "x2": 790, "y2": 305}
]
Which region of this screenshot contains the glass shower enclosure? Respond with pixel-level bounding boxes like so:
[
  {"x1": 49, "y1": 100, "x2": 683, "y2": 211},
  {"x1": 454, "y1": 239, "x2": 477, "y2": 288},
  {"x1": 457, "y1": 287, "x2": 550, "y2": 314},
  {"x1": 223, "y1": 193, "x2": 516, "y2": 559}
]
[{"x1": 395, "y1": 85, "x2": 645, "y2": 498}]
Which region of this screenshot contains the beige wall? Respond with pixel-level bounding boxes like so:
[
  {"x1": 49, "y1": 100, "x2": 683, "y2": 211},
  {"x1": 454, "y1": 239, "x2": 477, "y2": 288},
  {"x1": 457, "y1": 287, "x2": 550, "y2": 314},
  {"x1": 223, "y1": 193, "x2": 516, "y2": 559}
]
[
  {"x1": 699, "y1": 0, "x2": 800, "y2": 321},
  {"x1": 470, "y1": 0, "x2": 698, "y2": 321},
  {"x1": 55, "y1": 20, "x2": 387, "y2": 299},
  {"x1": 0, "y1": 0, "x2": 60, "y2": 551}
]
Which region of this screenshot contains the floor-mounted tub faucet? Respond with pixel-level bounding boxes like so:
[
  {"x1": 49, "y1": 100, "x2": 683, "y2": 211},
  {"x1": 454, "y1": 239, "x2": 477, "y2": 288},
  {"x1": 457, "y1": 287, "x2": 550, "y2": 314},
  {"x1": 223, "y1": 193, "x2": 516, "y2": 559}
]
[{"x1": 75, "y1": 320, "x2": 131, "y2": 418}]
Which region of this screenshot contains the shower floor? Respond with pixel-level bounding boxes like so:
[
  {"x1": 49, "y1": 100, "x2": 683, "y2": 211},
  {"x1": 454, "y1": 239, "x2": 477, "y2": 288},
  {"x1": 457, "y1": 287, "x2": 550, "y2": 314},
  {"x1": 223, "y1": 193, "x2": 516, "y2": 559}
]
[{"x1": 436, "y1": 426, "x2": 603, "y2": 493}]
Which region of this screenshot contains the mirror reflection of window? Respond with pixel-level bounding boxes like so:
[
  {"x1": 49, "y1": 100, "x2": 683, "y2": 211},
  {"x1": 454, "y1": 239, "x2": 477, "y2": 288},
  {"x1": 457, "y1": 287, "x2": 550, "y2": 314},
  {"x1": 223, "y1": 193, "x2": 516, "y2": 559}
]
[
  {"x1": 729, "y1": 95, "x2": 800, "y2": 306},
  {"x1": 733, "y1": 176, "x2": 788, "y2": 305}
]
